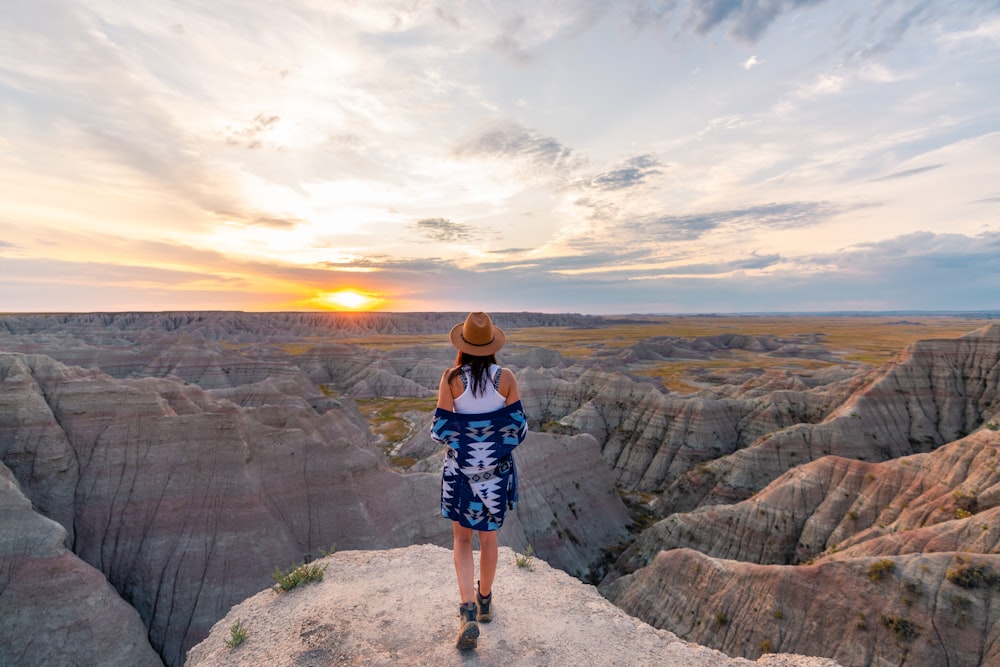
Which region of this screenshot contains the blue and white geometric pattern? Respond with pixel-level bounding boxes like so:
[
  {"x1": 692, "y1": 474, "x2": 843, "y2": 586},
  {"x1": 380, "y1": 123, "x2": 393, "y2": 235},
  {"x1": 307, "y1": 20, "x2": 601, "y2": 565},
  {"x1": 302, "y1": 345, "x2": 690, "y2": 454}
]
[{"x1": 432, "y1": 401, "x2": 527, "y2": 531}]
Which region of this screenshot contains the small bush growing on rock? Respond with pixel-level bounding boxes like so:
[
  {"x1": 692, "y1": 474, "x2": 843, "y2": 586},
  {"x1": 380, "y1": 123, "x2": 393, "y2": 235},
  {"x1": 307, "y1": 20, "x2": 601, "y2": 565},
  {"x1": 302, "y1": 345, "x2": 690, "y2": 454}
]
[
  {"x1": 515, "y1": 544, "x2": 535, "y2": 570},
  {"x1": 946, "y1": 558, "x2": 999, "y2": 589},
  {"x1": 868, "y1": 559, "x2": 896, "y2": 581},
  {"x1": 272, "y1": 562, "x2": 327, "y2": 593},
  {"x1": 772, "y1": 608, "x2": 783, "y2": 620},
  {"x1": 714, "y1": 612, "x2": 728, "y2": 626},
  {"x1": 952, "y1": 489, "x2": 979, "y2": 515},
  {"x1": 758, "y1": 638, "x2": 773, "y2": 654},
  {"x1": 881, "y1": 614, "x2": 919, "y2": 642},
  {"x1": 224, "y1": 619, "x2": 248, "y2": 649}
]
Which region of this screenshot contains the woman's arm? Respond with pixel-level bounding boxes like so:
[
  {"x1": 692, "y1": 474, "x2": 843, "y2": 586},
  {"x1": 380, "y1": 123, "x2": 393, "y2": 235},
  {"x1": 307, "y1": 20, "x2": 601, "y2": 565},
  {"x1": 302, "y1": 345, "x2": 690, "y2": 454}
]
[
  {"x1": 499, "y1": 368, "x2": 520, "y2": 405},
  {"x1": 436, "y1": 369, "x2": 456, "y2": 410}
]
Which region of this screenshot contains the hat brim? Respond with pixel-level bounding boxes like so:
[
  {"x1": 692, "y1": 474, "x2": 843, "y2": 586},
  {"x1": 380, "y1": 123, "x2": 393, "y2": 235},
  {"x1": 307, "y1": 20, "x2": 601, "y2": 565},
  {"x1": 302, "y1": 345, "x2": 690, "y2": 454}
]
[{"x1": 449, "y1": 322, "x2": 506, "y2": 356}]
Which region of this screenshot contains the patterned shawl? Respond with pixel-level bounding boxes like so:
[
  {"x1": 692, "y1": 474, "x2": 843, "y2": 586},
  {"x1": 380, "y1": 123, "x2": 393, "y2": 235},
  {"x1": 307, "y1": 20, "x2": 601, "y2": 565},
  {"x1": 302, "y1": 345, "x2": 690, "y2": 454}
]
[{"x1": 431, "y1": 400, "x2": 528, "y2": 531}]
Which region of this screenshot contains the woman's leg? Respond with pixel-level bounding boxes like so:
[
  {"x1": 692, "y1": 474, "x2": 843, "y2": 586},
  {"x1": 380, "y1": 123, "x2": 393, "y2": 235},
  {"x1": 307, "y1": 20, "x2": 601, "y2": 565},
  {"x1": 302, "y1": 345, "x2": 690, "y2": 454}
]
[
  {"x1": 477, "y1": 530, "x2": 498, "y2": 597},
  {"x1": 452, "y1": 522, "x2": 475, "y2": 603}
]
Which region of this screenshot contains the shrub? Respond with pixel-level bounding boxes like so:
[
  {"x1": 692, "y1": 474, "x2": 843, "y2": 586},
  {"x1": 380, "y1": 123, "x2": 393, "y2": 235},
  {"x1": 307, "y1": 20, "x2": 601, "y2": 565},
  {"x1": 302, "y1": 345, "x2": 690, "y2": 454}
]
[
  {"x1": 946, "y1": 559, "x2": 999, "y2": 589},
  {"x1": 714, "y1": 612, "x2": 728, "y2": 626},
  {"x1": 272, "y1": 562, "x2": 327, "y2": 593},
  {"x1": 868, "y1": 559, "x2": 896, "y2": 582},
  {"x1": 515, "y1": 544, "x2": 535, "y2": 570},
  {"x1": 881, "y1": 614, "x2": 919, "y2": 642},
  {"x1": 758, "y1": 638, "x2": 773, "y2": 654},
  {"x1": 952, "y1": 490, "x2": 979, "y2": 515},
  {"x1": 224, "y1": 619, "x2": 248, "y2": 649}
]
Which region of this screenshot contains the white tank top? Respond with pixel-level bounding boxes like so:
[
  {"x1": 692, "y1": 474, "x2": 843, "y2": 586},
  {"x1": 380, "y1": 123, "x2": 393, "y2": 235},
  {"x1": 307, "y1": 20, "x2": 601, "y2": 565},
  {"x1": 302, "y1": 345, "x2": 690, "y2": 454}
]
[{"x1": 453, "y1": 364, "x2": 507, "y2": 414}]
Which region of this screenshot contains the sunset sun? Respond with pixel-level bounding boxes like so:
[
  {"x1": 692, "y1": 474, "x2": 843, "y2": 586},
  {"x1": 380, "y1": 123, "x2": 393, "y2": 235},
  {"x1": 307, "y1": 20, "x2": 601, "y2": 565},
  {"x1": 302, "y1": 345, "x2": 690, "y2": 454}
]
[{"x1": 318, "y1": 289, "x2": 383, "y2": 311}]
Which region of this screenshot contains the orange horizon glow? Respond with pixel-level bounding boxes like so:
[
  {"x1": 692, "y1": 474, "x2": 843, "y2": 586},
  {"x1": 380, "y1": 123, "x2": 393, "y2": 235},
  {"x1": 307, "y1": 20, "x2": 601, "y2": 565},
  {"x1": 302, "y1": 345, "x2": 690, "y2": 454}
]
[{"x1": 313, "y1": 289, "x2": 385, "y2": 311}]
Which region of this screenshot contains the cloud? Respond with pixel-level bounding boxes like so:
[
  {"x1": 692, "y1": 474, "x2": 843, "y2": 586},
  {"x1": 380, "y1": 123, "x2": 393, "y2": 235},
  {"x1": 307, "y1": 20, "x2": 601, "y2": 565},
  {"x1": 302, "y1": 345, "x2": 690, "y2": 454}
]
[
  {"x1": 412, "y1": 218, "x2": 475, "y2": 242},
  {"x1": 686, "y1": 0, "x2": 827, "y2": 42},
  {"x1": 586, "y1": 154, "x2": 663, "y2": 191},
  {"x1": 853, "y1": 2, "x2": 936, "y2": 60},
  {"x1": 453, "y1": 119, "x2": 585, "y2": 177},
  {"x1": 248, "y1": 216, "x2": 302, "y2": 229},
  {"x1": 633, "y1": 201, "x2": 848, "y2": 240},
  {"x1": 870, "y1": 164, "x2": 943, "y2": 182},
  {"x1": 743, "y1": 55, "x2": 761, "y2": 70},
  {"x1": 223, "y1": 114, "x2": 281, "y2": 150},
  {"x1": 940, "y1": 17, "x2": 1000, "y2": 46}
]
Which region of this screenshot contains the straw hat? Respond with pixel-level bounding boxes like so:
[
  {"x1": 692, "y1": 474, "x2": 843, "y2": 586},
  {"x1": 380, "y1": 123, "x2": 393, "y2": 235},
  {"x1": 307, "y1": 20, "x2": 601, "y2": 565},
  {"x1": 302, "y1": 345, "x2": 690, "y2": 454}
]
[{"x1": 450, "y1": 311, "x2": 506, "y2": 355}]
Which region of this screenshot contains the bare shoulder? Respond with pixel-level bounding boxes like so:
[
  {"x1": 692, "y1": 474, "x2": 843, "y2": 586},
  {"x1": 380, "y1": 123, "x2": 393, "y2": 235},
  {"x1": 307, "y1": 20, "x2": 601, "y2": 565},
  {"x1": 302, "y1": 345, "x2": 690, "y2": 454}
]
[{"x1": 499, "y1": 367, "x2": 520, "y2": 401}]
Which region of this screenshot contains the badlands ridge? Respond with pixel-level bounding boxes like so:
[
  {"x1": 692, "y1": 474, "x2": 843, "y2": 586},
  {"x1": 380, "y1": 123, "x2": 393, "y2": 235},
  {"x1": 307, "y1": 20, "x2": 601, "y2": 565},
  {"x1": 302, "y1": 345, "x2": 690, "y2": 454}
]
[{"x1": 1, "y1": 312, "x2": 998, "y2": 666}]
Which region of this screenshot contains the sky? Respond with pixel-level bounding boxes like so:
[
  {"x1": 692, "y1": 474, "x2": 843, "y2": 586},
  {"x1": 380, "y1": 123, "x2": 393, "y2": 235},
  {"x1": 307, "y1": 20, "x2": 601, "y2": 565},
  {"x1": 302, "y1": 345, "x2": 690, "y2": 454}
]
[{"x1": 1, "y1": 1, "x2": 999, "y2": 314}]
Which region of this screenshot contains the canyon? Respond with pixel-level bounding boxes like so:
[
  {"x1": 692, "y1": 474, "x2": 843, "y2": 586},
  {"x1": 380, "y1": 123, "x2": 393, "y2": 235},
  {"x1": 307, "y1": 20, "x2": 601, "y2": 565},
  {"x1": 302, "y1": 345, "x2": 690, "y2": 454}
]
[{"x1": 1, "y1": 312, "x2": 997, "y2": 666}]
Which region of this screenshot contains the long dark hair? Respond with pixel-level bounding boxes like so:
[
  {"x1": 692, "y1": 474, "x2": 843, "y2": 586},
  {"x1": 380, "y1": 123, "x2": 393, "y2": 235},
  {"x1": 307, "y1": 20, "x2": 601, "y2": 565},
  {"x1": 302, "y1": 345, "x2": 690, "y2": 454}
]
[{"x1": 448, "y1": 351, "x2": 498, "y2": 397}]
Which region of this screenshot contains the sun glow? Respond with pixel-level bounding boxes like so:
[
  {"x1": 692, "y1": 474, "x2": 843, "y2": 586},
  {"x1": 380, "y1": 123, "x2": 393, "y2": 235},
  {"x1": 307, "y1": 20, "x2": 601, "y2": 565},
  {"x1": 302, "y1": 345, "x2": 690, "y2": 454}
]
[{"x1": 316, "y1": 289, "x2": 384, "y2": 311}]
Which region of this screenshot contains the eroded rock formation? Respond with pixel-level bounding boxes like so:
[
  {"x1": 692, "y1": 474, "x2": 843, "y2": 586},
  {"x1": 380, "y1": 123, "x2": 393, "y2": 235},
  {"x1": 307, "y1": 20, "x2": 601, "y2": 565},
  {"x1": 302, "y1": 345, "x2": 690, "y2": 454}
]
[
  {"x1": 518, "y1": 366, "x2": 857, "y2": 492},
  {"x1": 0, "y1": 462, "x2": 163, "y2": 666},
  {"x1": 656, "y1": 324, "x2": 1000, "y2": 515},
  {"x1": 0, "y1": 349, "x2": 629, "y2": 665},
  {"x1": 4, "y1": 312, "x2": 999, "y2": 667},
  {"x1": 603, "y1": 548, "x2": 1000, "y2": 667}
]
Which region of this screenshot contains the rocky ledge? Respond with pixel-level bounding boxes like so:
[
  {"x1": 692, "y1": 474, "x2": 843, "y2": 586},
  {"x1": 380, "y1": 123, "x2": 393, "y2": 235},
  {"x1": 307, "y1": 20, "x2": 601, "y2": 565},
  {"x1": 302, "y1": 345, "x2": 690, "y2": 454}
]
[{"x1": 185, "y1": 544, "x2": 839, "y2": 667}]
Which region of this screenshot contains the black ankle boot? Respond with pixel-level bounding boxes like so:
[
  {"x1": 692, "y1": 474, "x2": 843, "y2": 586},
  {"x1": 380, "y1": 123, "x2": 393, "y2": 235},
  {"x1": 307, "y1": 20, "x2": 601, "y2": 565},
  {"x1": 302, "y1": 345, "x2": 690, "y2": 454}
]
[{"x1": 456, "y1": 602, "x2": 479, "y2": 650}]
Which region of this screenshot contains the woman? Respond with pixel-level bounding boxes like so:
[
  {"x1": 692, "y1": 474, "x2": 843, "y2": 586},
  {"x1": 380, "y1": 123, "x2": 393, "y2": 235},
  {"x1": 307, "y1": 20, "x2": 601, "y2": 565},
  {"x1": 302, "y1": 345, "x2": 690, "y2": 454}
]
[{"x1": 430, "y1": 311, "x2": 527, "y2": 650}]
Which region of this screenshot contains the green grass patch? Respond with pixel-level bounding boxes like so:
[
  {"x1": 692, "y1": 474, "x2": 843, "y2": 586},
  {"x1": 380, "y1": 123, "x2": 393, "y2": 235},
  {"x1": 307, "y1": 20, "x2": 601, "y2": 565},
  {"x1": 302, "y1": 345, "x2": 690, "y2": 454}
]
[
  {"x1": 515, "y1": 544, "x2": 535, "y2": 570},
  {"x1": 224, "y1": 619, "x2": 248, "y2": 649},
  {"x1": 272, "y1": 562, "x2": 327, "y2": 593}
]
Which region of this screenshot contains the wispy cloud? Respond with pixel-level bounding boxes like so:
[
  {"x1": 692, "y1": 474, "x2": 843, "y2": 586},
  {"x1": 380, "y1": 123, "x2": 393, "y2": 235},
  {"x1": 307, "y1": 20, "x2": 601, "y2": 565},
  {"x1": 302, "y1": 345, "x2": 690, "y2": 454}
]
[
  {"x1": 412, "y1": 218, "x2": 475, "y2": 242},
  {"x1": 870, "y1": 164, "x2": 944, "y2": 182},
  {"x1": 585, "y1": 155, "x2": 663, "y2": 191},
  {"x1": 223, "y1": 114, "x2": 281, "y2": 150},
  {"x1": 685, "y1": 0, "x2": 828, "y2": 42},
  {"x1": 637, "y1": 201, "x2": 850, "y2": 239},
  {"x1": 453, "y1": 119, "x2": 586, "y2": 178}
]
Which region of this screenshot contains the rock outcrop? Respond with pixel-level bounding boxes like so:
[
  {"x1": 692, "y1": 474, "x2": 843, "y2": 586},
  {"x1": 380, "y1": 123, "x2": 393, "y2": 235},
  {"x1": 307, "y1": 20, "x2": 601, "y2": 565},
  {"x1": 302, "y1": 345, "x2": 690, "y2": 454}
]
[
  {"x1": 0, "y1": 461, "x2": 162, "y2": 667},
  {"x1": 518, "y1": 366, "x2": 856, "y2": 492},
  {"x1": 0, "y1": 351, "x2": 629, "y2": 665},
  {"x1": 0, "y1": 352, "x2": 445, "y2": 665},
  {"x1": 603, "y1": 548, "x2": 1000, "y2": 667},
  {"x1": 609, "y1": 430, "x2": 1000, "y2": 574},
  {"x1": 656, "y1": 324, "x2": 1000, "y2": 514},
  {"x1": 185, "y1": 544, "x2": 840, "y2": 667}
]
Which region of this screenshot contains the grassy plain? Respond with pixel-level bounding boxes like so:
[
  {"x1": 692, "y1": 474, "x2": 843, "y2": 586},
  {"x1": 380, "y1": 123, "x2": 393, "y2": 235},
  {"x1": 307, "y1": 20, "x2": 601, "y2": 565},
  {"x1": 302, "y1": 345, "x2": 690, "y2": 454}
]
[
  {"x1": 345, "y1": 314, "x2": 996, "y2": 452},
  {"x1": 349, "y1": 314, "x2": 994, "y2": 393}
]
